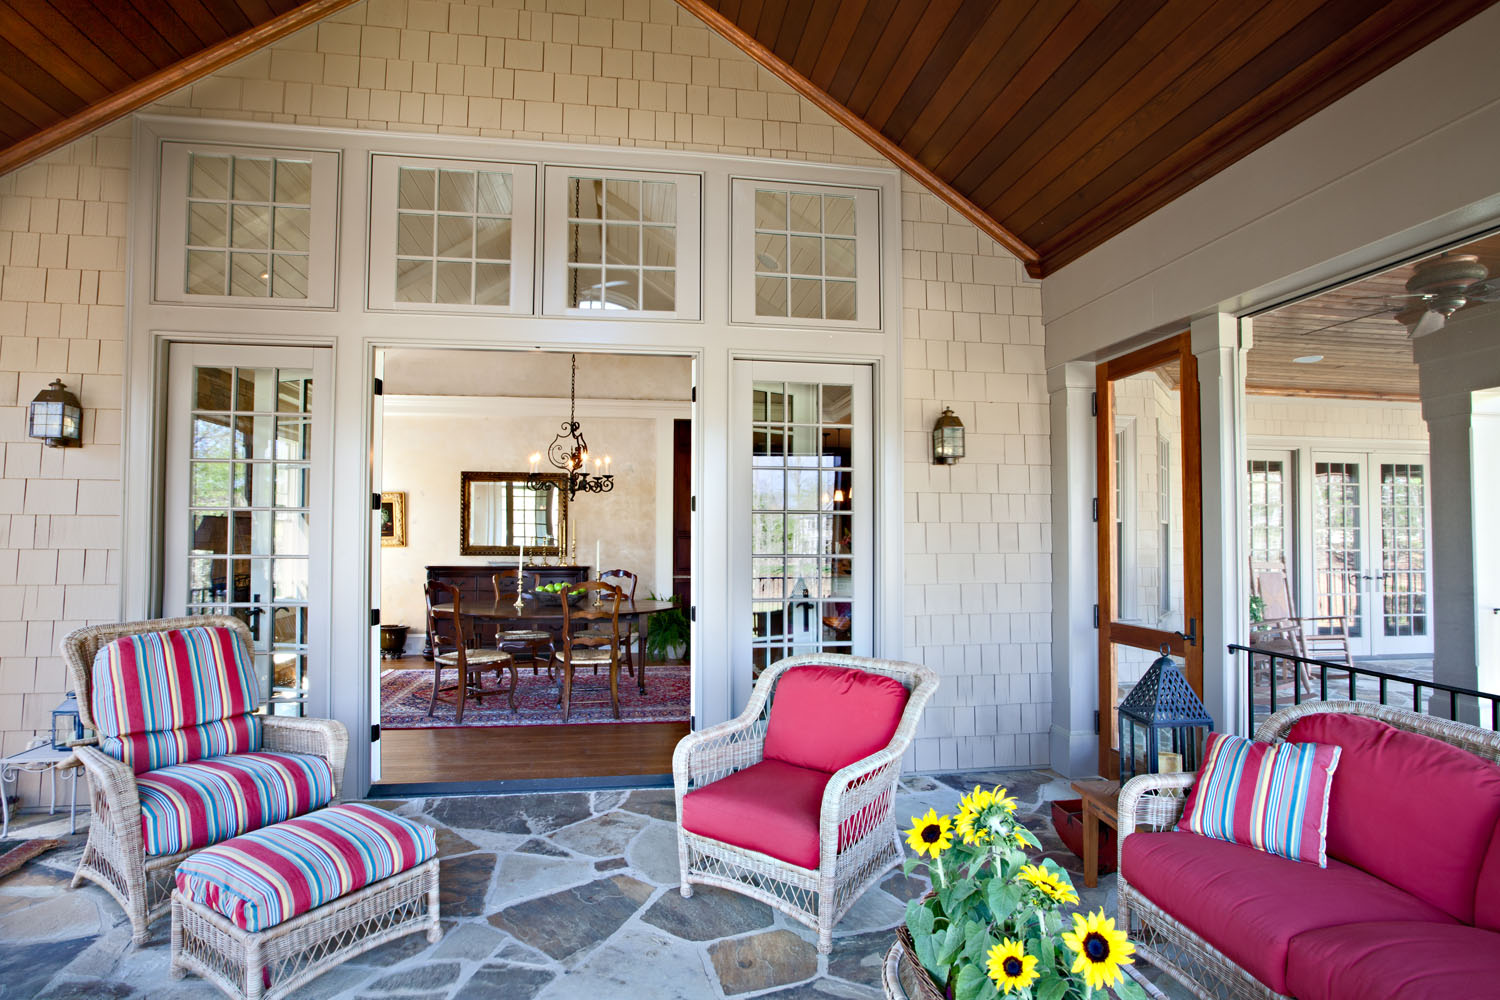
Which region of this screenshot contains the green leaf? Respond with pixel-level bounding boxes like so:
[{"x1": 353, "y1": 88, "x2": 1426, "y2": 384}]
[
  {"x1": 936, "y1": 919, "x2": 966, "y2": 966},
  {"x1": 903, "y1": 856, "x2": 921, "y2": 878},
  {"x1": 906, "y1": 898, "x2": 935, "y2": 938},
  {"x1": 913, "y1": 933, "x2": 942, "y2": 980},
  {"x1": 1037, "y1": 974, "x2": 1070, "y2": 1000},
  {"x1": 984, "y1": 878, "x2": 1015, "y2": 922},
  {"x1": 963, "y1": 919, "x2": 991, "y2": 965},
  {"x1": 954, "y1": 963, "x2": 990, "y2": 1000},
  {"x1": 1112, "y1": 972, "x2": 1152, "y2": 999}
]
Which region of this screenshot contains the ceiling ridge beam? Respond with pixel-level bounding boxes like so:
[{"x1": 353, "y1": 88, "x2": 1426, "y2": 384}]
[
  {"x1": 0, "y1": 0, "x2": 363, "y2": 177},
  {"x1": 674, "y1": 0, "x2": 1043, "y2": 275}
]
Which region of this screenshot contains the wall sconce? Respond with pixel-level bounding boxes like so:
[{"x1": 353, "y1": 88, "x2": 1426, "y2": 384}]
[
  {"x1": 931, "y1": 406, "x2": 965, "y2": 464},
  {"x1": 28, "y1": 378, "x2": 82, "y2": 448}
]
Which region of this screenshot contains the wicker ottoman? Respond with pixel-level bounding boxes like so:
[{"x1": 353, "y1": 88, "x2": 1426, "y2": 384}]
[{"x1": 170, "y1": 803, "x2": 441, "y2": 1000}]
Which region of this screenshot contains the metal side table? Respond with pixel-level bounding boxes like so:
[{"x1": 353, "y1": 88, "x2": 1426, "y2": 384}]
[{"x1": 2, "y1": 743, "x2": 80, "y2": 839}]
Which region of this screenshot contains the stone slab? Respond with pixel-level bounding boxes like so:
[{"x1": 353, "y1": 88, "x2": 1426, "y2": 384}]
[
  {"x1": 453, "y1": 962, "x2": 555, "y2": 1000},
  {"x1": 427, "y1": 793, "x2": 593, "y2": 836},
  {"x1": 641, "y1": 884, "x2": 774, "y2": 941},
  {"x1": 488, "y1": 874, "x2": 654, "y2": 960},
  {"x1": 708, "y1": 929, "x2": 820, "y2": 995},
  {"x1": 549, "y1": 810, "x2": 649, "y2": 857}
]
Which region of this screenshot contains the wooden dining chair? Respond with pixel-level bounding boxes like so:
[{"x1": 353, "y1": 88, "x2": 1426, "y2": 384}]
[
  {"x1": 590, "y1": 568, "x2": 639, "y2": 676},
  {"x1": 552, "y1": 580, "x2": 623, "y2": 722},
  {"x1": 491, "y1": 572, "x2": 554, "y2": 675},
  {"x1": 425, "y1": 580, "x2": 516, "y2": 724}
]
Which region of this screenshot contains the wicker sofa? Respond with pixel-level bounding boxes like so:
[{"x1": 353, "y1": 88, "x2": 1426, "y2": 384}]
[{"x1": 1117, "y1": 701, "x2": 1500, "y2": 1000}]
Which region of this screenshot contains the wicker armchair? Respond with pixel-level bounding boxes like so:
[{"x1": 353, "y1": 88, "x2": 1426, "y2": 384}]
[
  {"x1": 673, "y1": 653, "x2": 938, "y2": 953},
  {"x1": 1116, "y1": 701, "x2": 1500, "y2": 1000},
  {"x1": 61, "y1": 616, "x2": 348, "y2": 947}
]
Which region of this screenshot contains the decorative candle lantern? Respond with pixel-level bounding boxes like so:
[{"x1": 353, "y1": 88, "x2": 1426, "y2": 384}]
[
  {"x1": 51, "y1": 692, "x2": 84, "y2": 750},
  {"x1": 931, "y1": 407, "x2": 965, "y2": 464},
  {"x1": 1117, "y1": 648, "x2": 1213, "y2": 784},
  {"x1": 28, "y1": 379, "x2": 83, "y2": 448}
]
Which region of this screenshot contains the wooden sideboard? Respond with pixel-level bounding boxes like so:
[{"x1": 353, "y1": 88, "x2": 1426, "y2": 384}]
[{"x1": 422, "y1": 564, "x2": 590, "y2": 659}]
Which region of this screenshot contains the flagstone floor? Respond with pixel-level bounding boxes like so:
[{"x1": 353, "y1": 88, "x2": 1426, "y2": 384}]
[{"x1": 0, "y1": 769, "x2": 1189, "y2": 1000}]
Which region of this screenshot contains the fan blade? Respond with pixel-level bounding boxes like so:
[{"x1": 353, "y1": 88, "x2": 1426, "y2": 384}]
[{"x1": 1407, "y1": 310, "x2": 1446, "y2": 338}]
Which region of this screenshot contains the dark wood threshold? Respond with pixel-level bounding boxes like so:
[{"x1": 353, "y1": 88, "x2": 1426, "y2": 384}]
[{"x1": 374, "y1": 720, "x2": 689, "y2": 785}]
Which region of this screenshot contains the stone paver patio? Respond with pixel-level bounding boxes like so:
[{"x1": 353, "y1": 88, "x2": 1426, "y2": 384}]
[{"x1": 0, "y1": 769, "x2": 1182, "y2": 999}]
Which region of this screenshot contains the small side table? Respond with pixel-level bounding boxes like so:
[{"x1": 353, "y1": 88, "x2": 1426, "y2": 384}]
[
  {"x1": 1070, "y1": 778, "x2": 1120, "y2": 888},
  {"x1": 2, "y1": 744, "x2": 81, "y2": 839}
]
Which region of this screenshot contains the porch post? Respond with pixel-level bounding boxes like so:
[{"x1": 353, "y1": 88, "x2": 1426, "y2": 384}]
[{"x1": 1048, "y1": 361, "x2": 1098, "y2": 775}]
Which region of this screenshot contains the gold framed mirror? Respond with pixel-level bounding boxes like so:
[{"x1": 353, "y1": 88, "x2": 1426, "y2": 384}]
[{"x1": 459, "y1": 471, "x2": 568, "y2": 556}]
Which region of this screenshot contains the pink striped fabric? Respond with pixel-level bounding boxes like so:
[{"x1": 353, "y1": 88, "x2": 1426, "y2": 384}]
[
  {"x1": 1178, "y1": 731, "x2": 1342, "y2": 866},
  {"x1": 174, "y1": 804, "x2": 436, "y2": 931}
]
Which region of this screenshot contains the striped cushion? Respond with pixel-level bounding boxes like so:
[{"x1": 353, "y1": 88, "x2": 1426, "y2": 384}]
[
  {"x1": 92, "y1": 626, "x2": 261, "y2": 770},
  {"x1": 103, "y1": 715, "x2": 262, "y2": 775},
  {"x1": 137, "y1": 752, "x2": 335, "y2": 857},
  {"x1": 1179, "y1": 731, "x2": 1343, "y2": 866},
  {"x1": 174, "y1": 804, "x2": 435, "y2": 931}
]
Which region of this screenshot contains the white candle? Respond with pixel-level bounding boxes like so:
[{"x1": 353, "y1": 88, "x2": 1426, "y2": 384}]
[{"x1": 596, "y1": 540, "x2": 602, "y2": 578}]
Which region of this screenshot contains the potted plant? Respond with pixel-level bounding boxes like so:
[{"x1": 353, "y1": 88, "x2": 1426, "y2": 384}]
[
  {"x1": 894, "y1": 785, "x2": 1150, "y2": 1000},
  {"x1": 645, "y1": 593, "x2": 690, "y2": 662}
]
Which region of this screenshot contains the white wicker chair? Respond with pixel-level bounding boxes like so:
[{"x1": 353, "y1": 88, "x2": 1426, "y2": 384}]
[
  {"x1": 673, "y1": 653, "x2": 938, "y2": 953},
  {"x1": 61, "y1": 616, "x2": 348, "y2": 947}
]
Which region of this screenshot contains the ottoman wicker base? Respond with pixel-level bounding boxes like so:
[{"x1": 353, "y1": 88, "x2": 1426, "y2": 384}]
[{"x1": 171, "y1": 857, "x2": 440, "y2": 1000}]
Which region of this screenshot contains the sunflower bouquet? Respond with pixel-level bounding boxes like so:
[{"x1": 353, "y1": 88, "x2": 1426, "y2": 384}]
[{"x1": 900, "y1": 786, "x2": 1148, "y2": 1000}]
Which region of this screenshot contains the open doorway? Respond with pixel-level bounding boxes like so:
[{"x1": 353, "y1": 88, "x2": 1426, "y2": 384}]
[{"x1": 372, "y1": 348, "x2": 693, "y2": 787}]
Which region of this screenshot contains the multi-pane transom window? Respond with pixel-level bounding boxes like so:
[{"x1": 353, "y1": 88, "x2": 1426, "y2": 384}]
[
  {"x1": 565, "y1": 177, "x2": 677, "y2": 311},
  {"x1": 186, "y1": 365, "x2": 314, "y2": 711},
  {"x1": 186, "y1": 154, "x2": 311, "y2": 298},
  {"x1": 396, "y1": 167, "x2": 515, "y2": 306},
  {"x1": 752, "y1": 189, "x2": 857, "y2": 320}
]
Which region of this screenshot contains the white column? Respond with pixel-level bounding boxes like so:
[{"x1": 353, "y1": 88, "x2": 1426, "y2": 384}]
[
  {"x1": 1048, "y1": 361, "x2": 1098, "y2": 775},
  {"x1": 1191, "y1": 313, "x2": 1249, "y2": 735}
]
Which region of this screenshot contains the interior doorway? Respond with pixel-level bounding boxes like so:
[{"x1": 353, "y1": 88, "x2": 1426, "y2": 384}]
[{"x1": 370, "y1": 348, "x2": 694, "y2": 787}]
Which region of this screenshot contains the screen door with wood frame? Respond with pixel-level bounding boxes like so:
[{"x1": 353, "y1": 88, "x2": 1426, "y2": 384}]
[{"x1": 1096, "y1": 333, "x2": 1203, "y2": 777}]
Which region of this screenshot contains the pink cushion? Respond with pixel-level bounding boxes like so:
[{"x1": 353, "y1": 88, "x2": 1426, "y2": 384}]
[
  {"x1": 1286, "y1": 922, "x2": 1500, "y2": 1000},
  {"x1": 762, "y1": 665, "x2": 908, "y2": 773},
  {"x1": 1289, "y1": 712, "x2": 1500, "y2": 922},
  {"x1": 1122, "y1": 831, "x2": 1455, "y2": 994},
  {"x1": 1474, "y1": 822, "x2": 1500, "y2": 932},
  {"x1": 91, "y1": 626, "x2": 258, "y2": 737},
  {"x1": 681, "y1": 759, "x2": 831, "y2": 869},
  {"x1": 1177, "y1": 731, "x2": 1341, "y2": 865}
]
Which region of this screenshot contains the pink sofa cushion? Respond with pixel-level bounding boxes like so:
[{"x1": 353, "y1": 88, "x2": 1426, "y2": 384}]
[
  {"x1": 1286, "y1": 922, "x2": 1500, "y2": 1000},
  {"x1": 762, "y1": 665, "x2": 908, "y2": 774},
  {"x1": 1122, "y1": 831, "x2": 1455, "y2": 994},
  {"x1": 681, "y1": 759, "x2": 831, "y2": 869},
  {"x1": 1474, "y1": 822, "x2": 1500, "y2": 932},
  {"x1": 1178, "y1": 731, "x2": 1341, "y2": 865},
  {"x1": 1289, "y1": 712, "x2": 1500, "y2": 923}
]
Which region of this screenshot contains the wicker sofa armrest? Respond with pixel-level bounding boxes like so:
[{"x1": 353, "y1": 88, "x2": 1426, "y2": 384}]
[
  {"x1": 1117, "y1": 771, "x2": 1196, "y2": 840},
  {"x1": 74, "y1": 744, "x2": 146, "y2": 852},
  {"x1": 262, "y1": 716, "x2": 349, "y2": 797}
]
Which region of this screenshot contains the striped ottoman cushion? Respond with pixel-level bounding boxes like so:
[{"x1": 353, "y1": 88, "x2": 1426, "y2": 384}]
[
  {"x1": 174, "y1": 804, "x2": 437, "y2": 931},
  {"x1": 138, "y1": 752, "x2": 336, "y2": 857}
]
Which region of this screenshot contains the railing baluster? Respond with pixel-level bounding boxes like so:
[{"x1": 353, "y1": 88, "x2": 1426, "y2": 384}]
[
  {"x1": 1320, "y1": 665, "x2": 1328, "y2": 702},
  {"x1": 1269, "y1": 654, "x2": 1279, "y2": 717},
  {"x1": 1379, "y1": 675, "x2": 1387, "y2": 706},
  {"x1": 1451, "y1": 691, "x2": 1459, "y2": 722}
]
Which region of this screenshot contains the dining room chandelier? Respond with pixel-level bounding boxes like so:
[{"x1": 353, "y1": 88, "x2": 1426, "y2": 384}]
[{"x1": 527, "y1": 353, "x2": 614, "y2": 501}]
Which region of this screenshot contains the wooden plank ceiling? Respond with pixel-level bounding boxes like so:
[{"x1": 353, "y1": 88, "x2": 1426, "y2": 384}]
[
  {"x1": 0, "y1": 0, "x2": 358, "y2": 175},
  {"x1": 1248, "y1": 231, "x2": 1500, "y2": 400},
  {"x1": 681, "y1": 0, "x2": 1498, "y2": 276}
]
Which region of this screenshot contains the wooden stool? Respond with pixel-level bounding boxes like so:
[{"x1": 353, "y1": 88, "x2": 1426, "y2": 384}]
[{"x1": 1070, "y1": 778, "x2": 1120, "y2": 888}]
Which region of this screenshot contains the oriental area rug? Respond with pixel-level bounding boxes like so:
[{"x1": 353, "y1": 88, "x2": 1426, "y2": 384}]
[{"x1": 379, "y1": 664, "x2": 690, "y2": 729}]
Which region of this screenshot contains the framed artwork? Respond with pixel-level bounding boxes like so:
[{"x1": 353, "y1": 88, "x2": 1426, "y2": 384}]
[{"x1": 380, "y1": 491, "x2": 407, "y2": 547}]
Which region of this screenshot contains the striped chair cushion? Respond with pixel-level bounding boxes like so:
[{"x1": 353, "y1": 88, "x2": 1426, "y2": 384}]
[
  {"x1": 1179, "y1": 731, "x2": 1343, "y2": 866},
  {"x1": 103, "y1": 715, "x2": 262, "y2": 775},
  {"x1": 137, "y1": 751, "x2": 335, "y2": 857},
  {"x1": 175, "y1": 804, "x2": 436, "y2": 932}
]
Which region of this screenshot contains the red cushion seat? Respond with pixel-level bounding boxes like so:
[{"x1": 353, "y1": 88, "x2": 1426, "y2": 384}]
[
  {"x1": 1286, "y1": 921, "x2": 1500, "y2": 1000},
  {"x1": 763, "y1": 665, "x2": 908, "y2": 773},
  {"x1": 1122, "y1": 831, "x2": 1456, "y2": 994},
  {"x1": 681, "y1": 759, "x2": 831, "y2": 869}
]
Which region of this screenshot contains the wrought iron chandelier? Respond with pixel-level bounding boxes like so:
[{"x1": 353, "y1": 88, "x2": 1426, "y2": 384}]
[{"x1": 527, "y1": 354, "x2": 614, "y2": 501}]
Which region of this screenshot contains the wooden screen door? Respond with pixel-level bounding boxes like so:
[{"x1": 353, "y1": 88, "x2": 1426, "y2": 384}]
[{"x1": 1096, "y1": 333, "x2": 1203, "y2": 777}]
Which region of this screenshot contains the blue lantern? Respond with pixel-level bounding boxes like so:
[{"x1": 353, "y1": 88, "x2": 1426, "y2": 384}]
[
  {"x1": 51, "y1": 692, "x2": 84, "y2": 751},
  {"x1": 1118, "y1": 648, "x2": 1213, "y2": 784}
]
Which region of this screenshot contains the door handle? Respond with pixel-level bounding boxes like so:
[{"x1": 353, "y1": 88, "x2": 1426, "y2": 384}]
[{"x1": 1174, "y1": 617, "x2": 1198, "y2": 648}]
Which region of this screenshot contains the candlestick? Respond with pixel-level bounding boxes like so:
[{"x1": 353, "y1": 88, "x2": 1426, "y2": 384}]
[{"x1": 515, "y1": 540, "x2": 525, "y2": 609}]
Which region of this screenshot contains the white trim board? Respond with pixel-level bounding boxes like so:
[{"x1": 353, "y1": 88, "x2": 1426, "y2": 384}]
[{"x1": 381, "y1": 395, "x2": 692, "y2": 419}]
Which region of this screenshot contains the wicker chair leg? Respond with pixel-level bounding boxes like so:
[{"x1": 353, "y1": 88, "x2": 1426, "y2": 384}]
[
  {"x1": 246, "y1": 938, "x2": 264, "y2": 1000},
  {"x1": 427, "y1": 874, "x2": 443, "y2": 943},
  {"x1": 169, "y1": 896, "x2": 185, "y2": 979}
]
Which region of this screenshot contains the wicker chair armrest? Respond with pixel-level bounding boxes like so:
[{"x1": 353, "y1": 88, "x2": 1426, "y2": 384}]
[
  {"x1": 672, "y1": 716, "x2": 768, "y2": 796},
  {"x1": 820, "y1": 745, "x2": 905, "y2": 853},
  {"x1": 262, "y1": 716, "x2": 349, "y2": 797},
  {"x1": 1117, "y1": 771, "x2": 1195, "y2": 839},
  {"x1": 74, "y1": 744, "x2": 146, "y2": 853}
]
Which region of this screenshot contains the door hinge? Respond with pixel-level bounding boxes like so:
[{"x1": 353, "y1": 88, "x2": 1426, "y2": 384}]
[
  {"x1": 690, "y1": 606, "x2": 697, "y2": 622},
  {"x1": 690, "y1": 495, "x2": 696, "y2": 512},
  {"x1": 1094, "y1": 710, "x2": 1100, "y2": 735},
  {"x1": 1091, "y1": 497, "x2": 1098, "y2": 522},
  {"x1": 691, "y1": 386, "x2": 697, "y2": 402},
  {"x1": 690, "y1": 714, "x2": 696, "y2": 730},
  {"x1": 372, "y1": 377, "x2": 383, "y2": 396},
  {"x1": 1092, "y1": 604, "x2": 1100, "y2": 629},
  {"x1": 370, "y1": 608, "x2": 380, "y2": 627},
  {"x1": 371, "y1": 724, "x2": 381, "y2": 742},
  {"x1": 371, "y1": 492, "x2": 381, "y2": 511},
  {"x1": 1090, "y1": 391, "x2": 1097, "y2": 417}
]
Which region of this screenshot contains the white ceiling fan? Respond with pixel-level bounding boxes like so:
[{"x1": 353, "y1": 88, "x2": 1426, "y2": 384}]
[{"x1": 1386, "y1": 252, "x2": 1500, "y2": 337}]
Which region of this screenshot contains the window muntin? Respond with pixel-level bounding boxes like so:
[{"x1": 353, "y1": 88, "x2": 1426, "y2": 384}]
[{"x1": 395, "y1": 167, "x2": 515, "y2": 306}]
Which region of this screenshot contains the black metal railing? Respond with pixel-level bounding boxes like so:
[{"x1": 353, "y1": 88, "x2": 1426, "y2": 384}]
[{"x1": 1230, "y1": 643, "x2": 1500, "y2": 735}]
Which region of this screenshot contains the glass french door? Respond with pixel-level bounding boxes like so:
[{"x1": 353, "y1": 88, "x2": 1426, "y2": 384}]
[
  {"x1": 163, "y1": 343, "x2": 333, "y2": 714},
  {"x1": 1311, "y1": 452, "x2": 1431, "y2": 656},
  {"x1": 1096, "y1": 333, "x2": 1203, "y2": 778},
  {"x1": 731, "y1": 361, "x2": 873, "y2": 711}
]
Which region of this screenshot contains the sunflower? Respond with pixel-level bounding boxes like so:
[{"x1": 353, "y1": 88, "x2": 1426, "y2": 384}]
[
  {"x1": 904, "y1": 809, "x2": 953, "y2": 858},
  {"x1": 985, "y1": 938, "x2": 1039, "y2": 995},
  {"x1": 961, "y1": 784, "x2": 997, "y2": 813},
  {"x1": 1063, "y1": 910, "x2": 1136, "y2": 990},
  {"x1": 954, "y1": 802, "x2": 990, "y2": 845},
  {"x1": 991, "y1": 786, "x2": 1019, "y2": 814}
]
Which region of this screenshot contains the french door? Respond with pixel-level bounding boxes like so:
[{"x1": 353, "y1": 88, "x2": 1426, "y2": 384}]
[
  {"x1": 1311, "y1": 452, "x2": 1431, "y2": 657},
  {"x1": 731, "y1": 361, "x2": 873, "y2": 711},
  {"x1": 1096, "y1": 334, "x2": 1203, "y2": 777},
  {"x1": 163, "y1": 343, "x2": 333, "y2": 714}
]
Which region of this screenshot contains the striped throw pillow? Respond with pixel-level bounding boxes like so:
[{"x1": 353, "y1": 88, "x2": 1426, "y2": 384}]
[{"x1": 1178, "y1": 731, "x2": 1342, "y2": 866}]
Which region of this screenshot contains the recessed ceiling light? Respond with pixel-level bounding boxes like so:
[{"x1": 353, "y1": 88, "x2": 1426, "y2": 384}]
[{"x1": 1292, "y1": 355, "x2": 1324, "y2": 364}]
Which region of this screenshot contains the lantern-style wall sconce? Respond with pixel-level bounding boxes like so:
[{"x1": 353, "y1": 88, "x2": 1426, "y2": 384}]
[
  {"x1": 932, "y1": 406, "x2": 965, "y2": 464},
  {"x1": 28, "y1": 379, "x2": 82, "y2": 448},
  {"x1": 51, "y1": 692, "x2": 84, "y2": 750}
]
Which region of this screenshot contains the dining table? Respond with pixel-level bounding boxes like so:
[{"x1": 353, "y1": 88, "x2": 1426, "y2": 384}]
[{"x1": 429, "y1": 596, "x2": 678, "y2": 695}]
